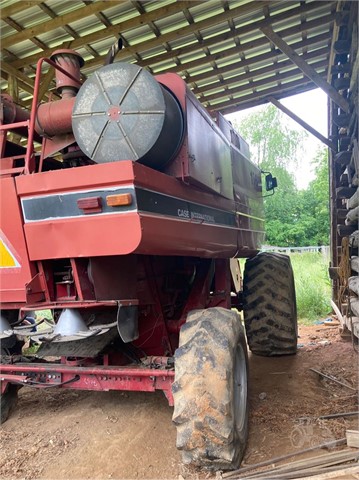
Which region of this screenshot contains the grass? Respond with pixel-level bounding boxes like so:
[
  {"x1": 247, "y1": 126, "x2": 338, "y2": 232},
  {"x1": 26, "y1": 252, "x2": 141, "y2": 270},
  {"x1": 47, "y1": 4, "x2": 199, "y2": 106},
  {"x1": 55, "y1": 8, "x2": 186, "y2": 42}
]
[
  {"x1": 289, "y1": 252, "x2": 331, "y2": 325},
  {"x1": 22, "y1": 309, "x2": 53, "y2": 355}
]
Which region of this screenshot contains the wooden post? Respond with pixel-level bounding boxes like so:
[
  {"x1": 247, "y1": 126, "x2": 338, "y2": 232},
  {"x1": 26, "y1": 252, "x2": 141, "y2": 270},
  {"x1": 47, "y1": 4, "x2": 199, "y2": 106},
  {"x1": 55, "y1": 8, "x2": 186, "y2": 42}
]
[
  {"x1": 7, "y1": 75, "x2": 19, "y2": 144},
  {"x1": 38, "y1": 67, "x2": 55, "y2": 102},
  {"x1": 8, "y1": 74, "x2": 18, "y2": 102}
]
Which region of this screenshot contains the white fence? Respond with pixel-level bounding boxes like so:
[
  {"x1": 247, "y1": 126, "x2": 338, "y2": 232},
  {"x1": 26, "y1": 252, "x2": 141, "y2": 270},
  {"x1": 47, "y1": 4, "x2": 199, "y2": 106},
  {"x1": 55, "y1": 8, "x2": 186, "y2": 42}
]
[{"x1": 261, "y1": 245, "x2": 330, "y2": 256}]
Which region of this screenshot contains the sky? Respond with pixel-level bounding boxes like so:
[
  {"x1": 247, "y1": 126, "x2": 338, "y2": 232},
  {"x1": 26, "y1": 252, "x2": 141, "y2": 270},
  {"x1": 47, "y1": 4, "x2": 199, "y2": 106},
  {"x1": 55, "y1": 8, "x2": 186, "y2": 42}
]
[{"x1": 226, "y1": 88, "x2": 328, "y2": 190}]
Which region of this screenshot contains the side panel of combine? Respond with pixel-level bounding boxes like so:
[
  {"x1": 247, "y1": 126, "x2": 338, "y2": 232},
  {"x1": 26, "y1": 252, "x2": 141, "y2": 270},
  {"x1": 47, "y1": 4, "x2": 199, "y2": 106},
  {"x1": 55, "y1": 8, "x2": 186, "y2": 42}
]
[{"x1": 0, "y1": 177, "x2": 35, "y2": 304}]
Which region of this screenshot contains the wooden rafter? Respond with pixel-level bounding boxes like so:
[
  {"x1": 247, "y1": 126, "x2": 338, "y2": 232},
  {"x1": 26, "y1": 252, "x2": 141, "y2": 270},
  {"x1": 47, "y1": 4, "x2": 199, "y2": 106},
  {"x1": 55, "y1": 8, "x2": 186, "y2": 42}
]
[
  {"x1": 185, "y1": 37, "x2": 330, "y2": 85},
  {"x1": 82, "y1": 12, "x2": 335, "y2": 78},
  {"x1": 1, "y1": 70, "x2": 34, "y2": 106},
  {"x1": 209, "y1": 75, "x2": 322, "y2": 112},
  {"x1": 38, "y1": 2, "x2": 101, "y2": 62},
  {"x1": 269, "y1": 96, "x2": 336, "y2": 150},
  {"x1": 7, "y1": 75, "x2": 19, "y2": 102},
  {"x1": 260, "y1": 25, "x2": 350, "y2": 112},
  {"x1": 1, "y1": 1, "x2": 120, "y2": 50},
  {"x1": 37, "y1": 68, "x2": 55, "y2": 102},
  {"x1": 0, "y1": 0, "x2": 338, "y2": 118},
  {"x1": 7, "y1": 1, "x2": 202, "y2": 69},
  {"x1": 193, "y1": 51, "x2": 329, "y2": 98},
  {"x1": 200, "y1": 59, "x2": 328, "y2": 103},
  {"x1": 1, "y1": 61, "x2": 58, "y2": 101},
  {"x1": 2, "y1": 15, "x2": 48, "y2": 52},
  {"x1": 84, "y1": 1, "x2": 277, "y2": 71},
  {"x1": 152, "y1": 30, "x2": 332, "y2": 77},
  {"x1": 0, "y1": 0, "x2": 42, "y2": 20},
  {"x1": 136, "y1": 1, "x2": 333, "y2": 70}
]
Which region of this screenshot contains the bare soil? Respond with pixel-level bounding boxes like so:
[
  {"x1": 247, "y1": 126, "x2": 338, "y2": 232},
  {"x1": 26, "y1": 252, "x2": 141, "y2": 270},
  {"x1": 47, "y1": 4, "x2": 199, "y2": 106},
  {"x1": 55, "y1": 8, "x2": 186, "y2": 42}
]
[{"x1": 1, "y1": 324, "x2": 358, "y2": 480}]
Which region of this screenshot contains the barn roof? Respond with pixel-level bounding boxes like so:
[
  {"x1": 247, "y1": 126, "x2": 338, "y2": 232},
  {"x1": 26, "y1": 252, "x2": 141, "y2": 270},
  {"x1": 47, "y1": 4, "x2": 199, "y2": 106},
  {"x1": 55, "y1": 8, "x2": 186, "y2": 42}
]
[{"x1": 1, "y1": 0, "x2": 339, "y2": 114}]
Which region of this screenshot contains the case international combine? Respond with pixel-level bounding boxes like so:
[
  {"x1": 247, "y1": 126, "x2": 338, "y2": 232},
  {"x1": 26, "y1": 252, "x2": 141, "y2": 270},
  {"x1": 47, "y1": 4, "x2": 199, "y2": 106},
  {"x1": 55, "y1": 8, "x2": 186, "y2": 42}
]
[{"x1": 0, "y1": 49, "x2": 297, "y2": 469}]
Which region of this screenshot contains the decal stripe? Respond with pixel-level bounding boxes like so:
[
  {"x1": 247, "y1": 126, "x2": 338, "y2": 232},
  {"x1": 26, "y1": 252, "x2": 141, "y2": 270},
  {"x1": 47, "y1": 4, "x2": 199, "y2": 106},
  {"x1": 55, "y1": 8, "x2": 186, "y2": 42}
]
[
  {"x1": 22, "y1": 187, "x2": 137, "y2": 222},
  {"x1": 136, "y1": 188, "x2": 237, "y2": 227},
  {"x1": 20, "y1": 186, "x2": 264, "y2": 229}
]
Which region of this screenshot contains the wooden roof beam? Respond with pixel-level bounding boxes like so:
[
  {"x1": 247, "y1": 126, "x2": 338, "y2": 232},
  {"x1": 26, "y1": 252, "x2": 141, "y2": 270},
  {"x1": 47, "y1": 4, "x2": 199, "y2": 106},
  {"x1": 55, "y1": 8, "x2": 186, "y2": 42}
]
[
  {"x1": 1, "y1": 61, "x2": 58, "y2": 101},
  {"x1": 1, "y1": 1, "x2": 120, "y2": 50},
  {"x1": 9, "y1": 1, "x2": 270, "y2": 70},
  {"x1": 219, "y1": 82, "x2": 317, "y2": 114},
  {"x1": 0, "y1": 1, "x2": 42, "y2": 20},
  {"x1": 269, "y1": 96, "x2": 335, "y2": 150},
  {"x1": 83, "y1": 2, "x2": 330, "y2": 73},
  {"x1": 1, "y1": 70, "x2": 34, "y2": 104},
  {"x1": 2, "y1": 15, "x2": 48, "y2": 52},
  {"x1": 38, "y1": 68, "x2": 55, "y2": 102},
  {"x1": 209, "y1": 76, "x2": 319, "y2": 112},
  {"x1": 137, "y1": 2, "x2": 336, "y2": 70},
  {"x1": 37, "y1": 2, "x2": 100, "y2": 61},
  {"x1": 192, "y1": 48, "x2": 329, "y2": 97},
  {"x1": 200, "y1": 59, "x2": 328, "y2": 103},
  {"x1": 156, "y1": 31, "x2": 331, "y2": 78},
  {"x1": 185, "y1": 36, "x2": 330, "y2": 85},
  {"x1": 1, "y1": 62, "x2": 37, "y2": 95},
  {"x1": 74, "y1": 2, "x2": 335, "y2": 76},
  {"x1": 260, "y1": 25, "x2": 349, "y2": 112}
]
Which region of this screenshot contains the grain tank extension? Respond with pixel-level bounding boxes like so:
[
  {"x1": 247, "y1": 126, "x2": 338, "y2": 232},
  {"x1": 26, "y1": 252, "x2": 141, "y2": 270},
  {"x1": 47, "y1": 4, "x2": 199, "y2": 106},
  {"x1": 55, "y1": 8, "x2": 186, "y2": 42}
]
[{"x1": 0, "y1": 49, "x2": 297, "y2": 470}]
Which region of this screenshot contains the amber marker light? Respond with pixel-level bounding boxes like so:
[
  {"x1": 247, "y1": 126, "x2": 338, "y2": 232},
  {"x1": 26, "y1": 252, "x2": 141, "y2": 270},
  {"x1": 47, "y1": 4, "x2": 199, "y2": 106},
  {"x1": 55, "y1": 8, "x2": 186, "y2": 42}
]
[{"x1": 106, "y1": 193, "x2": 132, "y2": 207}]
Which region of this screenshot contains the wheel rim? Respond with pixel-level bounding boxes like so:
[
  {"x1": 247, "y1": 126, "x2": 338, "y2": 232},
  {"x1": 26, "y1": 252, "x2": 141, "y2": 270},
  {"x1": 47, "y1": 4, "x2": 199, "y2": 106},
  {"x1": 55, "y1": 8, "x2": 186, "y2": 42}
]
[{"x1": 233, "y1": 342, "x2": 247, "y2": 434}]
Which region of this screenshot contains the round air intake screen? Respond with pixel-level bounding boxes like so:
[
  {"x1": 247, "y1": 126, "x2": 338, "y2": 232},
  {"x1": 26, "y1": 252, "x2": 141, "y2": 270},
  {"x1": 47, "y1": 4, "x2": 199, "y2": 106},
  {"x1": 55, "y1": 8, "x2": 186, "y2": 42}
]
[{"x1": 72, "y1": 63, "x2": 184, "y2": 169}]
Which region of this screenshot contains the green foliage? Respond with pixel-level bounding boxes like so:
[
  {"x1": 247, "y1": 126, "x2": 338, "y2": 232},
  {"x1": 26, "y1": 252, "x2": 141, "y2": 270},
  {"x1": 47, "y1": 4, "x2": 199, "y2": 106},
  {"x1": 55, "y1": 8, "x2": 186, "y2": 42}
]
[
  {"x1": 297, "y1": 149, "x2": 330, "y2": 245},
  {"x1": 232, "y1": 105, "x2": 329, "y2": 247},
  {"x1": 290, "y1": 252, "x2": 331, "y2": 323}
]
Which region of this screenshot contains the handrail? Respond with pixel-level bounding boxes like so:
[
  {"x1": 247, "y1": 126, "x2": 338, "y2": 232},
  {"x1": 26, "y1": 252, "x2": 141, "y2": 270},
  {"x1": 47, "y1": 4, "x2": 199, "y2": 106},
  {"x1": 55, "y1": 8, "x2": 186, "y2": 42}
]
[{"x1": 24, "y1": 56, "x2": 82, "y2": 174}]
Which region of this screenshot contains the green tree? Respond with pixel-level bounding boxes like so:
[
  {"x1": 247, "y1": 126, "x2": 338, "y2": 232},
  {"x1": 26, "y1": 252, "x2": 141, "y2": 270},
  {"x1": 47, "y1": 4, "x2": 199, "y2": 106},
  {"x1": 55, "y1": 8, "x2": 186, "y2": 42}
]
[
  {"x1": 235, "y1": 104, "x2": 305, "y2": 170},
  {"x1": 297, "y1": 149, "x2": 329, "y2": 245},
  {"x1": 232, "y1": 105, "x2": 307, "y2": 246},
  {"x1": 232, "y1": 106, "x2": 329, "y2": 246}
]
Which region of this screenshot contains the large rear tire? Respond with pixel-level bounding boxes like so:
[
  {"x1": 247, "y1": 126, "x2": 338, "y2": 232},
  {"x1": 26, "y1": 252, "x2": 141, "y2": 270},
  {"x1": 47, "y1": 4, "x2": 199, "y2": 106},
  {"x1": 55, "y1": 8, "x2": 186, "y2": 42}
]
[
  {"x1": 172, "y1": 307, "x2": 248, "y2": 470},
  {"x1": 243, "y1": 252, "x2": 297, "y2": 356},
  {"x1": 0, "y1": 384, "x2": 18, "y2": 424}
]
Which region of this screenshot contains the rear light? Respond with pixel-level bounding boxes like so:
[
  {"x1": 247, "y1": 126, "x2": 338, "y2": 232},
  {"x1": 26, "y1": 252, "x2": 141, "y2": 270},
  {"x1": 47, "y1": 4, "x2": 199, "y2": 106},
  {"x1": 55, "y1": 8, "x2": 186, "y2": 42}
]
[
  {"x1": 77, "y1": 196, "x2": 102, "y2": 214},
  {"x1": 106, "y1": 193, "x2": 132, "y2": 207}
]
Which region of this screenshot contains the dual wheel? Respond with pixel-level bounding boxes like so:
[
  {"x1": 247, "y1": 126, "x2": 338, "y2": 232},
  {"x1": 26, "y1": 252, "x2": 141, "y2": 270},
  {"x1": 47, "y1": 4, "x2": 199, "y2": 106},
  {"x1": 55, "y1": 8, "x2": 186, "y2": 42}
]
[{"x1": 172, "y1": 252, "x2": 297, "y2": 469}]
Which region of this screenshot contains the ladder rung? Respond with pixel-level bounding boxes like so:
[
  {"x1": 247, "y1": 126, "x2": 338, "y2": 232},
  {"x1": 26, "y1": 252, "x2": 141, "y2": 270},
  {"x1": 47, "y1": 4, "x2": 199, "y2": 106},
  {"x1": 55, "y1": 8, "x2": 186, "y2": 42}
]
[{"x1": 0, "y1": 120, "x2": 29, "y2": 131}]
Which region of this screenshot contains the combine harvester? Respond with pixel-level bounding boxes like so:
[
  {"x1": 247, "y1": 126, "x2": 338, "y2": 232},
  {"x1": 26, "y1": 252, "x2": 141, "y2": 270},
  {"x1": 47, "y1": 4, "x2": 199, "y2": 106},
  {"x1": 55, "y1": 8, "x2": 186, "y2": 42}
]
[{"x1": 0, "y1": 49, "x2": 297, "y2": 469}]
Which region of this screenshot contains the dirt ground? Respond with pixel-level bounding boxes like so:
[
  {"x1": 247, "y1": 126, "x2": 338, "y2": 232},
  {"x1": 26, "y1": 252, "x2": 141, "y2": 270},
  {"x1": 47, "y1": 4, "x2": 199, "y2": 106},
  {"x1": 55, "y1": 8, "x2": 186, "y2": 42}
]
[{"x1": 1, "y1": 323, "x2": 358, "y2": 480}]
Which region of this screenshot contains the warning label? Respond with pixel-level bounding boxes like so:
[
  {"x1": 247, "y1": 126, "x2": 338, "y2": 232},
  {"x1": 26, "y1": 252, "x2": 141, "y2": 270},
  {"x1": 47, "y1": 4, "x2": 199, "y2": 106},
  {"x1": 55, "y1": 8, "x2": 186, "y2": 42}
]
[{"x1": 0, "y1": 231, "x2": 20, "y2": 268}]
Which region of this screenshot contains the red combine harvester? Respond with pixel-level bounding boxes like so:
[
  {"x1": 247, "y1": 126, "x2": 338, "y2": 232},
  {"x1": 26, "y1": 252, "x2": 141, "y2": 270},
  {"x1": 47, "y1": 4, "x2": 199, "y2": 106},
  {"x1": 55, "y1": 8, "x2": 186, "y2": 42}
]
[{"x1": 0, "y1": 49, "x2": 297, "y2": 469}]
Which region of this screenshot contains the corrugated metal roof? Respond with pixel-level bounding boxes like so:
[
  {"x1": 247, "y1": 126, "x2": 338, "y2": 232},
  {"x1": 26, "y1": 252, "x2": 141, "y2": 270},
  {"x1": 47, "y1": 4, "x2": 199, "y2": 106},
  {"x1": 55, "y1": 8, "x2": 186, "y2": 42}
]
[{"x1": 0, "y1": 0, "x2": 337, "y2": 114}]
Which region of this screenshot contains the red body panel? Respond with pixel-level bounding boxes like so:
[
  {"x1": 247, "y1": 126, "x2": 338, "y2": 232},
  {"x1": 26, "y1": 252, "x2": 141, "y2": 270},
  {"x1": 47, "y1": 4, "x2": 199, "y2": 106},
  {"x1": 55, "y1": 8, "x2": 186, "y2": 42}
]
[
  {"x1": 0, "y1": 177, "x2": 35, "y2": 303},
  {"x1": 138, "y1": 215, "x2": 238, "y2": 257},
  {"x1": 15, "y1": 161, "x2": 259, "y2": 261},
  {"x1": 24, "y1": 214, "x2": 142, "y2": 260}
]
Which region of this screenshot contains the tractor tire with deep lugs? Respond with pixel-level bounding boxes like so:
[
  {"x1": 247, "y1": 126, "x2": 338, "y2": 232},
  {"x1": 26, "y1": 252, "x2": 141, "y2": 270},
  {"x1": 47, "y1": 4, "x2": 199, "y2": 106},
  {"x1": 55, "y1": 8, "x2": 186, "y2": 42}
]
[
  {"x1": 243, "y1": 252, "x2": 297, "y2": 356},
  {"x1": 0, "y1": 384, "x2": 18, "y2": 424},
  {"x1": 172, "y1": 307, "x2": 248, "y2": 470}
]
